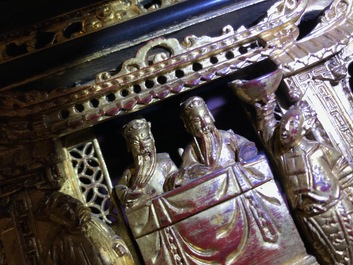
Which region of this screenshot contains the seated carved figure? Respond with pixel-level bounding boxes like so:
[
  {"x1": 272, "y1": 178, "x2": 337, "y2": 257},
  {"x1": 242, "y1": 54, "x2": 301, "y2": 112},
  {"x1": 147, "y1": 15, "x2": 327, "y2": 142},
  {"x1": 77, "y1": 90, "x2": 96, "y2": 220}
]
[
  {"x1": 165, "y1": 96, "x2": 258, "y2": 190},
  {"x1": 125, "y1": 96, "x2": 317, "y2": 265},
  {"x1": 115, "y1": 118, "x2": 177, "y2": 207},
  {"x1": 230, "y1": 71, "x2": 353, "y2": 265},
  {"x1": 38, "y1": 191, "x2": 134, "y2": 265}
]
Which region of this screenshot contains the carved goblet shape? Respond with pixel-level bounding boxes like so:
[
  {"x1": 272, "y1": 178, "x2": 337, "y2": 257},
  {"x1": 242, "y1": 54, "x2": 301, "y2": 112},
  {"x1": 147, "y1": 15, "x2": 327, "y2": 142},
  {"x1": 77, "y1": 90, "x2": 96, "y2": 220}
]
[{"x1": 228, "y1": 69, "x2": 283, "y2": 104}]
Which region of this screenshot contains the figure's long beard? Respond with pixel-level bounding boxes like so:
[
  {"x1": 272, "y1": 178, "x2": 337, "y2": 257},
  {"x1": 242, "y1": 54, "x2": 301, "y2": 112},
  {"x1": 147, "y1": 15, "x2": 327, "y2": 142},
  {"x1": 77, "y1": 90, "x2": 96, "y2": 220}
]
[
  {"x1": 133, "y1": 152, "x2": 157, "y2": 189},
  {"x1": 197, "y1": 129, "x2": 219, "y2": 167}
]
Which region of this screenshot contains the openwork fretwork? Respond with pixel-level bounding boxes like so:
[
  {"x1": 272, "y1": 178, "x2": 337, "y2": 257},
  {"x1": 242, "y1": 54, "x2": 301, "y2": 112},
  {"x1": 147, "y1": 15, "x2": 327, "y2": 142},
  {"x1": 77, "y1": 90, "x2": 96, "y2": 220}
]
[
  {"x1": 68, "y1": 139, "x2": 112, "y2": 224},
  {"x1": 0, "y1": 0, "x2": 184, "y2": 63}
]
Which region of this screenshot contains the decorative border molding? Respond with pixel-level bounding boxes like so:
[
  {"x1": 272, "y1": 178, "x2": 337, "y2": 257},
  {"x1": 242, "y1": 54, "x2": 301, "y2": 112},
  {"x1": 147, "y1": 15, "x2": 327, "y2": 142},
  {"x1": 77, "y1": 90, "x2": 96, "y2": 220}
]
[
  {"x1": 0, "y1": 0, "x2": 307, "y2": 144},
  {"x1": 271, "y1": 0, "x2": 353, "y2": 75},
  {"x1": 0, "y1": 0, "x2": 183, "y2": 63},
  {"x1": 3, "y1": 0, "x2": 352, "y2": 147}
]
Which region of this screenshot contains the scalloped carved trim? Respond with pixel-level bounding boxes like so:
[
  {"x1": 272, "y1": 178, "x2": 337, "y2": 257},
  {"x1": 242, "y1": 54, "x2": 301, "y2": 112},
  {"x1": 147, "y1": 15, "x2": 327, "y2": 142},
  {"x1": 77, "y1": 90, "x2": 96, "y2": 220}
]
[
  {"x1": 0, "y1": 0, "x2": 306, "y2": 113},
  {"x1": 0, "y1": 0, "x2": 310, "y2": 143}
]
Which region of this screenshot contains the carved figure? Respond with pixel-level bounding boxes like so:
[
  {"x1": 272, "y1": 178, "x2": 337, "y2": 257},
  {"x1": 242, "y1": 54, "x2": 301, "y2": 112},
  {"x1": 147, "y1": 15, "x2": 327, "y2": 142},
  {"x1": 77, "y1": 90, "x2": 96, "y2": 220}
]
[
  {"x1": 165, "y1": 96, "x2": 258, "y2": 190},
  {"x1": 126, "y1": 96, "x2": 317, "y2": 264},
  {"x1": 115, "y1": 118, "x2": 177, "y2": 207},
  {"x1": 38, "y1": 191, "x2": 134, "y2": 265},
  {"x1": 230, "y1": 70, "x2": 353, "y2": 265}
]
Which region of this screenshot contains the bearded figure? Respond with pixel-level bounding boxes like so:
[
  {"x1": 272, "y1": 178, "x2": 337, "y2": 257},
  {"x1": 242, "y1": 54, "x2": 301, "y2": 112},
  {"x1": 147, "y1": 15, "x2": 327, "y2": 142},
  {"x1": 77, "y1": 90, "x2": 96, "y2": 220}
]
[
  {"x1": 115, "y1": 118, "x2": 177, "y2": 207},
  {"x1": 165, "y1": 96, "x2": 258, "y2": 190}
]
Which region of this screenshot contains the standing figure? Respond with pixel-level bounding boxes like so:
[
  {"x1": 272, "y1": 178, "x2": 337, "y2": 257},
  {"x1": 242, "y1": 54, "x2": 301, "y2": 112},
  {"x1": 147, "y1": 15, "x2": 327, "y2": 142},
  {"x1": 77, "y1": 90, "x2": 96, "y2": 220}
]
[
  {"x1": 230, "y1": 70, "x2": 353, "y2": 265},
  {"x1": 115, "y1": 118, "x2": 177, "y2": 207},
  {"x1": 165, "y1": 96, "x2": 258, "y2": 189}
]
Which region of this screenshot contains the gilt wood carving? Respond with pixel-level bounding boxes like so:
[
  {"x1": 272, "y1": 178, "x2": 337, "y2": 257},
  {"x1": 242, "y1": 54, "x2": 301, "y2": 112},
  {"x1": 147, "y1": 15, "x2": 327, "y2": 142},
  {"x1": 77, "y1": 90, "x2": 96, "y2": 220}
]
[{"x1": 1, "y1": 0, "x2": 353, "y2": 264}]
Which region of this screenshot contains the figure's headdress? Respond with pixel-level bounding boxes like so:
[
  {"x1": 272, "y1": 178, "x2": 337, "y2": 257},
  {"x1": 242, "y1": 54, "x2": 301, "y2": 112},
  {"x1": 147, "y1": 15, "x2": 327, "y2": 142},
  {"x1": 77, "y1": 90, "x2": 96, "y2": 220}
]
[
  {"x1": 123, "y1": 118, "x2": 150, "y2": 139},
  {"x1": 123, "y1": 119, "x2": 153, "y2": 152},
  {"x1": 180, "y1": 96, "x2": 207, "y2": 116},
  {"x1": 282, "y1": 105, "x2": 305, "y2": 123}
]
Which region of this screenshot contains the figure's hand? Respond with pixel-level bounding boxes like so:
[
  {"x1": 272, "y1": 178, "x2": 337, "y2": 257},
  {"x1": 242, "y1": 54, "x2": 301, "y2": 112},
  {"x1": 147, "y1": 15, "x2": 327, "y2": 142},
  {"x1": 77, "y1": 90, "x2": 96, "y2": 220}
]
[
  {"x1": 254, "y1": 95, "x2": 276, "y2": 116},
  {"x1": 298, "y1": 192, "x2": 331, "y2": 215},
  {"x1": 344, "y1": 187, "x2": 353, "y2": 205},
  {"x1": 302, "y1": 202, "x2": 327, "y2": 215},
  {"x1": 112, "y1": 236, "x2": 127, "y2": 257},
  {"x1": 126, "y1": 189, "x2": 143, "y2": 207},
  {"x1": 254, "y1": 93, "x2": 276, "y2": 107},
  {"x1": 167, "y1": 169, "x2": 196, "y2": 190},
  {"x1": 164, "y1": 164, "x2": 211, "y2": 191},
  {"x1": 187, "y1": 164, "x2": 210, "y2": 179},
  {"x1": 164, "y1": 171, "x2": 183, "y2": 191},
  {"x1": 264, "y1": 93, "x2": 276, "y2": 104}
]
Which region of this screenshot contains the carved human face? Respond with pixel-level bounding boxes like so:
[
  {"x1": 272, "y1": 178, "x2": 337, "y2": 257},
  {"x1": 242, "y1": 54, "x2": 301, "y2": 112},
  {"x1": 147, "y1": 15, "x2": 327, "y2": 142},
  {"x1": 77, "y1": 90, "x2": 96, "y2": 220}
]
[
  {"x1": 129, "y1": 127, "x2": 156, "y2": 159},
  {"x1": 279, "y1": 110, "x2": 304, "y2": 147},
  {"x1": 186, "y1": 105, "x2": 215, "y2": 138}
]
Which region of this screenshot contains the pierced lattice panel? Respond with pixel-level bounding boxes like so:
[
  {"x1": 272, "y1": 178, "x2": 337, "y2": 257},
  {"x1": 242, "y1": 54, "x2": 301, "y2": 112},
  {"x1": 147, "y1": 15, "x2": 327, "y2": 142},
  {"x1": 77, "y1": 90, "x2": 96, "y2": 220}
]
[{"x1": 68, "y1": 139, "x2": 112, "y2": 224}]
